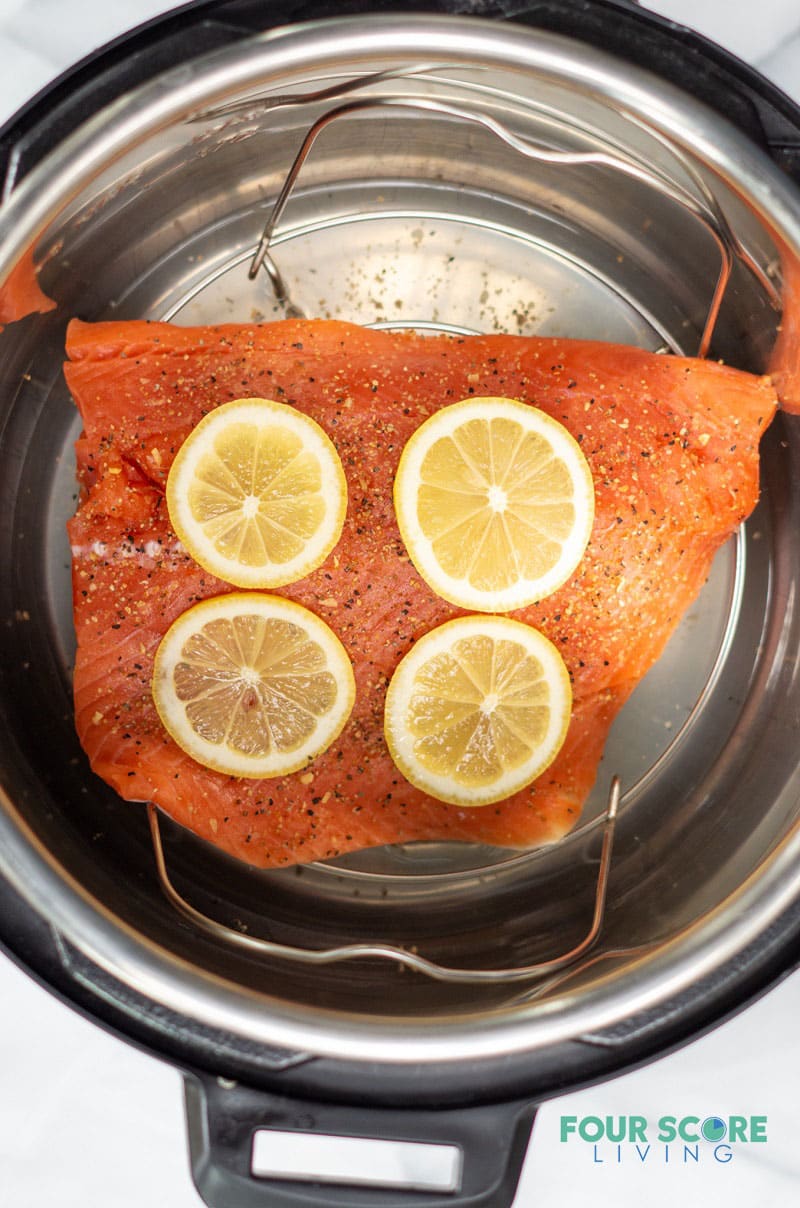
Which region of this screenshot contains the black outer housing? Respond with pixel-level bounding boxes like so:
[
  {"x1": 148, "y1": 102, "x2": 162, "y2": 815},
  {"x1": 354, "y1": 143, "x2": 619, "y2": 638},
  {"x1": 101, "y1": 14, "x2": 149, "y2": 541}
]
[{"x1": 3, "y1": 1, "x2": 800, "y2": 1205}]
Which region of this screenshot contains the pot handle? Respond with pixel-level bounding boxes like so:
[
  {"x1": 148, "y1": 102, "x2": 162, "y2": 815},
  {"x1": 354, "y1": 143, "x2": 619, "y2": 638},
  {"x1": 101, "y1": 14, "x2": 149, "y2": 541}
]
[{"x1": 184, "y1": 1072, "x2": 536, "y2": 1208}]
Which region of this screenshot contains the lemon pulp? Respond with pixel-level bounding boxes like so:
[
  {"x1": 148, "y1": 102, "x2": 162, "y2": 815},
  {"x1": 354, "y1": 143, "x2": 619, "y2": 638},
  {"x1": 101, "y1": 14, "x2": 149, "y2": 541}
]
[
  {"x1": 394, "y1": 396, "x2": 594, "y2": 612},
  {"x1": 384, "y1": 615, "x2": 572, "y2": 807},
  {"x1": 166, "y1": 397, "x2": 347, "y2": 588},
  {"x1": 152, "y1": 593, "x2": 355, "y2": 778}
]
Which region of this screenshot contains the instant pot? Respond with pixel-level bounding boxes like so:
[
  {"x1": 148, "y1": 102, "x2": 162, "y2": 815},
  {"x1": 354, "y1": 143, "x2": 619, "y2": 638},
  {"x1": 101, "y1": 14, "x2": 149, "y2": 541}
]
[{"x1": 3, "y1": 2, "x2": 800, "y2": 1205}]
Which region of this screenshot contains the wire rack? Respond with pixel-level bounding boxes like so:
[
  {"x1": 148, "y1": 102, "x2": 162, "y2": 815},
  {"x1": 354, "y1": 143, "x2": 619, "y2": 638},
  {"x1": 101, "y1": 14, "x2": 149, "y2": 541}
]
[{"x1": 146, "y1": 65, "x2": 778, "y2": 986}]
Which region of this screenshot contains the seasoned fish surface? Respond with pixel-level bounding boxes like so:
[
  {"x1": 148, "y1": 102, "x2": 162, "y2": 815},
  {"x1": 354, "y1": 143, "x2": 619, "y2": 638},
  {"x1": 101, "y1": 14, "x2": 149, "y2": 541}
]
[{"x1": 66, "y1": 318, "x2": 777, "y2": 868}]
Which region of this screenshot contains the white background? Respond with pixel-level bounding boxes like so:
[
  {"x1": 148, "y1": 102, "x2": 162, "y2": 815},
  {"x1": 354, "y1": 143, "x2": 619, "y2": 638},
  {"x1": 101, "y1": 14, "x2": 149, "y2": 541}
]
[{"x1": 2, "y1": 2, "x2": 800, "y2": 1205}]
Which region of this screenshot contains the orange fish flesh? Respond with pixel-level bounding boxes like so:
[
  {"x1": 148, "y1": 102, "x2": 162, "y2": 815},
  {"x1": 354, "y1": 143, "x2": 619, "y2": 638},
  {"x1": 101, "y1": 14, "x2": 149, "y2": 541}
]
[{"x1": 65, "y1": 318, "x2": 777, "y2": 868}]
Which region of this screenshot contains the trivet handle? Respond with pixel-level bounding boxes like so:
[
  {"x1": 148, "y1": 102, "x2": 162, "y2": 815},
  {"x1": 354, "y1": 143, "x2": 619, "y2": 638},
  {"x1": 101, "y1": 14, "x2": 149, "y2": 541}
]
[{"x1": 184, "y1": 1072, "x2": 536, "y2": 1208}]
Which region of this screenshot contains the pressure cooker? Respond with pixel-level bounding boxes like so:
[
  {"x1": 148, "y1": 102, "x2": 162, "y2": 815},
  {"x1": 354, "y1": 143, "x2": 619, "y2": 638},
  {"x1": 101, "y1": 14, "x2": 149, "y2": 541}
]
[{"x1": 2, "y1": 2, "x2": 800, "y2": 1205}]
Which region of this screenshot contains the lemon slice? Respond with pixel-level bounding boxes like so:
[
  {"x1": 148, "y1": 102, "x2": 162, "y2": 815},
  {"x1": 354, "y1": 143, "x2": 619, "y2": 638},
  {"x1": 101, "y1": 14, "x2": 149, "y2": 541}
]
[
  {"x1": 394, "y1": 396, "x2": 594, "y2": 611},
  {"x1": 166, "y1": 397, "x2": 347, "y2": 588},
  {"x1": 152, "y1": 593, "x2": 355, "y2": 779},
  {"x1": 384, "y1": 615, "x2": 571, "y2": 807}
]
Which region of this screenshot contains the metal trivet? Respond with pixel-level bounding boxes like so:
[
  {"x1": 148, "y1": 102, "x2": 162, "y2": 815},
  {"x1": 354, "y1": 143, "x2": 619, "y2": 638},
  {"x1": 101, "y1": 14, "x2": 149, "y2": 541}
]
[
  {"x1": 148, "y1": 777, "x2": 619, "y2": 986},
  {"x1": 192, "y1": 68, "x2": 780, "y2": 354},
  {"x1": 147, "y1": 66, "x2": 775, "y2": 985}
]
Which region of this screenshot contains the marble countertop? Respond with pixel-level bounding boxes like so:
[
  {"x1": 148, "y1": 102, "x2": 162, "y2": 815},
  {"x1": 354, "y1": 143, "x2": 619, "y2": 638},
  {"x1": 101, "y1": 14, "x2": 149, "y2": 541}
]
[{"x1": 2, "y1": 2, "x2": 800, "y2": 1206}]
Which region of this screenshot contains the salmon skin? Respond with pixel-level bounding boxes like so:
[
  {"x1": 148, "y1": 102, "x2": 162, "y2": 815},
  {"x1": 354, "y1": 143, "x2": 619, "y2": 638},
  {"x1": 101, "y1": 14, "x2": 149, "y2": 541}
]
[{"x1": 65, "y1": 318, "x2": 777, "y2": 869}]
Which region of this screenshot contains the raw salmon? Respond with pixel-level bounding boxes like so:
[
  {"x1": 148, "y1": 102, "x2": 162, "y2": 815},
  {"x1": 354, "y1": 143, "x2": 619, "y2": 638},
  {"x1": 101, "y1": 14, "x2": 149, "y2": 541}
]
[
  {"x1": 0, "y1": 247, "x2": 55, "y2": 327},
  {"x1": 66, "y1": 318, "x2": 777, "y2": 868}
]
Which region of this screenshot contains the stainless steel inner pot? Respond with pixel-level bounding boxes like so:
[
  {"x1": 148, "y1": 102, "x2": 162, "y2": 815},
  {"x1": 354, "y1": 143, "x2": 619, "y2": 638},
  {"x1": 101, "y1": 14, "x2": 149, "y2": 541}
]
[{"x1": 2, "y1": 12, "x2": 800, "y2": 1094}]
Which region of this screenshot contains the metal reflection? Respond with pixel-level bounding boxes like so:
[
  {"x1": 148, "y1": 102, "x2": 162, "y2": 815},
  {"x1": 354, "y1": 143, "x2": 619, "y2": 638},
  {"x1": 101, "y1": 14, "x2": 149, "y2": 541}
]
[{"x1": 147, "y1": 777, "x2": 619, "y2": 986}]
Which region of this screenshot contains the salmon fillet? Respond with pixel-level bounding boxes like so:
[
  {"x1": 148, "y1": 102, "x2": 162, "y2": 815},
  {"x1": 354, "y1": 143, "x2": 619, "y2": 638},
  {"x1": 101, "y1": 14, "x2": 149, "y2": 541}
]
[
  {"x1": 0, "y1": 247, "x2": 55, "y2": 327},
  {"x1": 66, "y1": 318, "x2": 777, "y2": 868}
]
